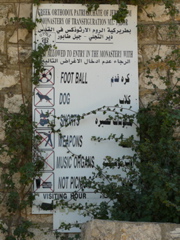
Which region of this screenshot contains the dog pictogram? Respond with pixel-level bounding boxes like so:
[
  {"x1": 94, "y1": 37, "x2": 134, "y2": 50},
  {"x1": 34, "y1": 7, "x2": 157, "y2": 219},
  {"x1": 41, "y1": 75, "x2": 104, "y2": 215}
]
[{"x1": 34, "y1": 88, "x2": 54, "y2": 107}]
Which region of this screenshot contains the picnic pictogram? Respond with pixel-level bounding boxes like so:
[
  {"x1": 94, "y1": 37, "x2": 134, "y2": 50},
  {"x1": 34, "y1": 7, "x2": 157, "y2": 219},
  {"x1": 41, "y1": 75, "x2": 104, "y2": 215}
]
[
  {"x1": 34, "y1": 87, "x2": 55, "y2": 107},
  {"x1": 34, "y1": 108, "x2": 55, "y2": 128},
  {"x1": 34, "y1": 172, "x2": 54, "y2": 193},
  {"x1": 39, "y1": 67, "x2": 55, "y2": 85}
]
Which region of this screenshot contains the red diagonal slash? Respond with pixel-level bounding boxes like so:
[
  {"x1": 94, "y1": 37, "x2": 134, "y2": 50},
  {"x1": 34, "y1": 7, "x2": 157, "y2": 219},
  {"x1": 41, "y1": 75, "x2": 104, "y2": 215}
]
[
  {"x1": 35, "y1": 88, "x2": 54, "y2": 106},
  {"x1": 39, "y1": 67, "x2": 54, "y2": 85},
  {"x1": 35, "y1": 151, "x2": 54, "y2": 170},
  {"x1": 44, "y1": 151, "x2": 54, "y2": 170},
  {"x1": 34, "y1": 172, "x2": 54, "y2": 192},
  {"x1": 35, "y1": 108, "x2": 54, "y2": 127},
  {"x1": 36, "y1": 130, "x2": 53, "y2": 148}
]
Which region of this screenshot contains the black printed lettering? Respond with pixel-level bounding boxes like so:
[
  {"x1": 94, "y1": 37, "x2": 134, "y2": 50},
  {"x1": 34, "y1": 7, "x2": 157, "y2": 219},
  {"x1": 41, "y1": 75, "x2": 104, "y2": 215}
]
[
  {"x1": 70, "y1": 192, "x2": 86, "y2": 200},
  {"x1": 58, "y1": 135, "x2": 83, "y2": 147},
  {"x1": 58, "y1": 177, "x2": 69, "y2": 189},
  {"x1": 56, "y1": 156, "x2": 72, "y2": 168},
  {"x1": 59, "y1": 93, "x2": 70, "y2": 104}
]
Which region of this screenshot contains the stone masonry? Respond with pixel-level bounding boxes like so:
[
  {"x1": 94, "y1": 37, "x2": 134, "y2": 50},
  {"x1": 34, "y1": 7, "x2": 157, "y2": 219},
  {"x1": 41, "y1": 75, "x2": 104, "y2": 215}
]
[
  {"x1": 0, "y1": 0, "x2": 180, "y2": 239},
  {"x1": 0, "y1": 1, "x2": 32, "y2": 114},
  {"x1": 81, "y1": 220, "x2": 180, "y2": 240}
]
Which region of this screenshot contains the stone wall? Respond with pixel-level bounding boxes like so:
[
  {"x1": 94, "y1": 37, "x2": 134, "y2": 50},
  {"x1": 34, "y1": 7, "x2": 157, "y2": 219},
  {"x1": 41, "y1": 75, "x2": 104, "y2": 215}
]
[
  {"x1": 0, "y1": 0, "x2": 32, "y2": 113},
  {"x1": 0, "y1": 1, "x2": 55, "y2": 239},
  {"x1": 81, "y1": 220, "x2": 180, "y2": 240},
  {"x1": 138, "y1": 2, "x2": 180, "y2": 107},
  {"x1": 1, "y1": 1, "x2": 179, "y2": 113},
  {"x1": 0, "y1": 1, "x2": 180, "y2": 239}
]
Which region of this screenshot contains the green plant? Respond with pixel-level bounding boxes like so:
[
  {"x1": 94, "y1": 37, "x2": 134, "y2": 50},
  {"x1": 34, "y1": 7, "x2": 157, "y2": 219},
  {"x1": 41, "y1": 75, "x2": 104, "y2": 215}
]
[
  {"x1": 0, "y1": 103, "x2": 44, "y2": 239},
  {"x1": 112, "y1": 1, "x2": 129, "y2": 23},
  {"x1": 10, "y1": 17, "x2": 40, "y2": 32},
  {"x1": 1, "y1": 0, "x2": 180, "y2": 238},
  {"x1": 71, "y1": 52, "x2": 180, "y2": 223},
  {"x1": 31, "y1": 44, "x2": 52, "y2": 85}
]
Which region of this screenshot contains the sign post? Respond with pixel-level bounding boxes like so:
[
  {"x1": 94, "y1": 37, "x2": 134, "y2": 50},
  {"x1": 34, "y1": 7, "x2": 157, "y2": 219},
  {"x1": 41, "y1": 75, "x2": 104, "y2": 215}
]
[{"x1": 33, "y1": 4, "x2": 138, "y2": 232}]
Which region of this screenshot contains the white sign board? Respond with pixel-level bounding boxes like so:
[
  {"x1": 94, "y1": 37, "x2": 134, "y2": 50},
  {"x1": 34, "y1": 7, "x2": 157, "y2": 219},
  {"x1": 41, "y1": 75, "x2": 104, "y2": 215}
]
[{"x1": 32, "y1": 4, "x2": 138, "y2": 231}]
